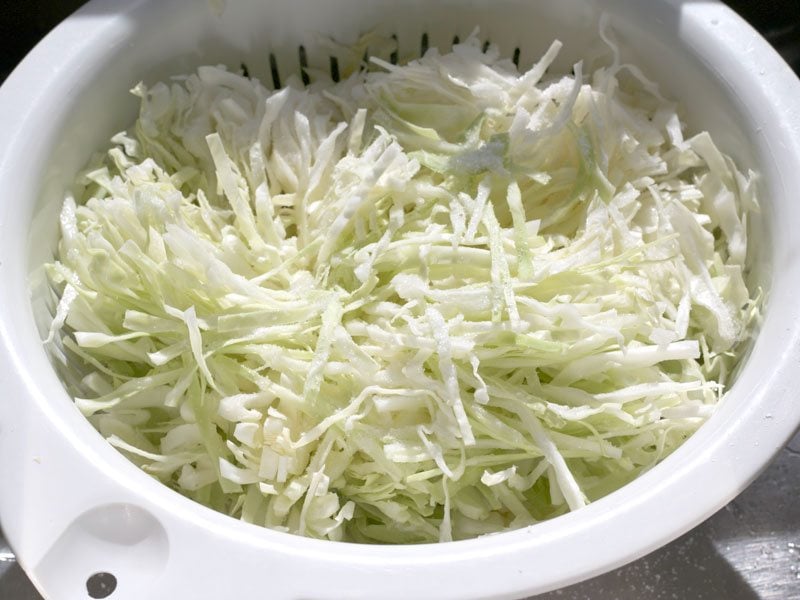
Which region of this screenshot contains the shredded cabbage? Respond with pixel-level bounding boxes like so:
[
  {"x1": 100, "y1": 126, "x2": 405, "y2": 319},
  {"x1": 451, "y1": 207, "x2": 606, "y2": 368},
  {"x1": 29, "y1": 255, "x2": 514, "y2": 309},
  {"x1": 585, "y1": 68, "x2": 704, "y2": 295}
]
[{"x1": 45, "y1": 32, "x2": 760, "y2": 543}]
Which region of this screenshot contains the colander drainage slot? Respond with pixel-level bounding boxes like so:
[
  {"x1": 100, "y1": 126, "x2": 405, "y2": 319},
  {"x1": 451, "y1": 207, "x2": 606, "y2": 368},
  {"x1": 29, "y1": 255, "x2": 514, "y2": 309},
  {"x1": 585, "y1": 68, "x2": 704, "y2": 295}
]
[
  {"x1": 269, "y1": 52, "x2": 281, "y2": 89},
  {"x1": 298, "y1": 45, "x2": 310, "y2": 85},
  {"x1": 86, "y1": 571, "x2": 117, "y2": 599},
  {"x1": 330, "y1": 55, "x2": 340, "y2": 82},
  {"x1": 390, "y1": 34, "x2": 399, "y2": 65},
  {"x1": 262, "y1": 33, "x2": 519, "y2": 92}
]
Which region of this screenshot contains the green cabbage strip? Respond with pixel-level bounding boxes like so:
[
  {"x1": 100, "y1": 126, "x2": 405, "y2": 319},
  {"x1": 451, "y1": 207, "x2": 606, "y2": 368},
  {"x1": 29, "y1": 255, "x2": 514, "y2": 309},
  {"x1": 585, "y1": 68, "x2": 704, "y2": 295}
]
[{"x1": 45, "y1": 33, "x2": 760, "y2": 543}]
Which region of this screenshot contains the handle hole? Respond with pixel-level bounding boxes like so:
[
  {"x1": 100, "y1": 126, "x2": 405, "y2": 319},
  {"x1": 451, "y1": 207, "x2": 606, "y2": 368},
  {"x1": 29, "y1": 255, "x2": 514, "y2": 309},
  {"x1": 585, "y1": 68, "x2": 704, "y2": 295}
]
[{"x1": 86, "y1": 572, "x2": 117, "y2": 599}]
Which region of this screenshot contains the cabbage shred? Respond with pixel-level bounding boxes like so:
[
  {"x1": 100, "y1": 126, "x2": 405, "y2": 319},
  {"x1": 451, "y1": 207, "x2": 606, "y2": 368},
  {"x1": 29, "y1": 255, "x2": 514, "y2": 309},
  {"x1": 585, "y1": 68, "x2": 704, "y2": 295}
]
[{"x1": 46, "y1": 34, "x2": 760, "y2": 543}]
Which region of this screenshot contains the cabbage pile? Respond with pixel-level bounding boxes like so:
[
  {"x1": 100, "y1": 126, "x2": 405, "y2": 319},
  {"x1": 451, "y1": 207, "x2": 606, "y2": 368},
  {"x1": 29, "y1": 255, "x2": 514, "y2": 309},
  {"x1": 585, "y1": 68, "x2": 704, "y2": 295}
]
[{"x1": 46, "y1": 33, "x2": 759, "y2": 543}]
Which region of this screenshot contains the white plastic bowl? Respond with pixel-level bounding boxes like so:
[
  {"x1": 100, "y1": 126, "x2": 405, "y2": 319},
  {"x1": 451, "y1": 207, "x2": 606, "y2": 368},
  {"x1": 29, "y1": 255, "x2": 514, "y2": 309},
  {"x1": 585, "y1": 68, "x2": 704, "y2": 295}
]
[{"x1": 1, "y1": 1, "x2": 800, "y2": 599}]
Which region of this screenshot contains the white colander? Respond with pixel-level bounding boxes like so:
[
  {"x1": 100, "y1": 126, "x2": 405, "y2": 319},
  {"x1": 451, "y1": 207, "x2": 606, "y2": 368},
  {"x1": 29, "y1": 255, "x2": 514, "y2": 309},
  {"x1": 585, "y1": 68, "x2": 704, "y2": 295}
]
[{"x1": 2, "y1": 1, "x2": 800, "y2": 599}]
